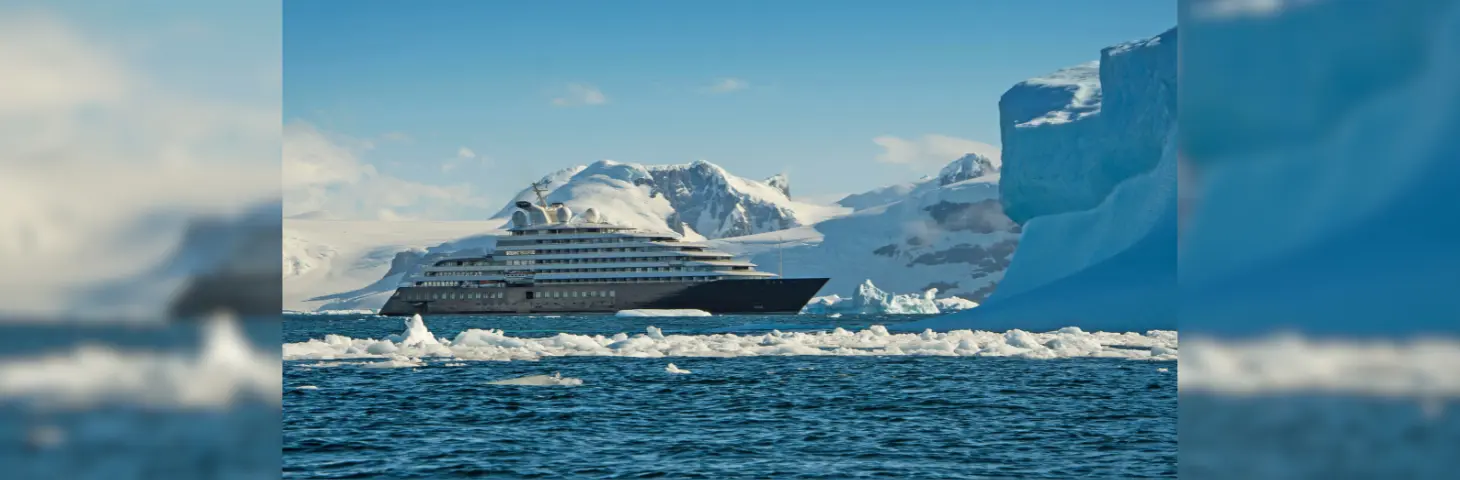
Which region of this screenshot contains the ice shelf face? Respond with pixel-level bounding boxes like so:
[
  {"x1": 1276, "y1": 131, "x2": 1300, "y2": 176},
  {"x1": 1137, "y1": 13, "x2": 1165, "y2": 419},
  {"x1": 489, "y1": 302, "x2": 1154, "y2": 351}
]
[
  {"x1": 899, "y1": 27, "x2": 1178, "y2": 334},
  {"x1": 997, "y1": 28, "x2": 1176, "y2": 226}
]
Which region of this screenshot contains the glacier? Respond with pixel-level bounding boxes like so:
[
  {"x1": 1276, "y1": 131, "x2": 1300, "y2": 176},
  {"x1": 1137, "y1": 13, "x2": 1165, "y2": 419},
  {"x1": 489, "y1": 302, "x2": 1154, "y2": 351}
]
[{"x1": 898, "y1": 27, "x2": 1178, "y2": 333}]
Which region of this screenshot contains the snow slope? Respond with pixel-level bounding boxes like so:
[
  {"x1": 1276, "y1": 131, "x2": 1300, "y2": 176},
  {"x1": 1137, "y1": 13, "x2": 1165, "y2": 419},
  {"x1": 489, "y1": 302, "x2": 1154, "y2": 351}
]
[
  {"x1": 718, "y1": 166, "x2": 1019, "y2": 303},
  {"x1": 281, "y1": 219, "x2": 497, "y2": 312},
  {"x1": 837, "y1": 153, "x2": 999, "y2": 212}
]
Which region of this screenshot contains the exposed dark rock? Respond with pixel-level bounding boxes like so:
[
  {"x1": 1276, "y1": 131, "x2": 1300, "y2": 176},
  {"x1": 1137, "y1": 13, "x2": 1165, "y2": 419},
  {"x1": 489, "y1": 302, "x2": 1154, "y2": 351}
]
[
  {"x1": 907, "y1": 239, "x2": 1019, "y2": 275},
  {"x1": 923, "y1": 199, "x2": 1019, "y2": 234}
]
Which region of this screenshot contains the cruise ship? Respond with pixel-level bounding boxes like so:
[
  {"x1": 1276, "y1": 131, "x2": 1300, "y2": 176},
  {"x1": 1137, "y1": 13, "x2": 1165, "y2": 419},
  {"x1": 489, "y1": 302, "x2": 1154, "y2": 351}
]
[{"x1": 378, "y1": 182, "x2": 829, "y2": 315}]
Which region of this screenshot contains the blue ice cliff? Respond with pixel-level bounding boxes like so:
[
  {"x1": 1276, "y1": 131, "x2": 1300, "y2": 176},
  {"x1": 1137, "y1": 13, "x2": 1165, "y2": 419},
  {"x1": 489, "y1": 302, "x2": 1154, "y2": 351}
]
[{"x1": 898, "y1": 27, "x2": 1177, "y2": 333}]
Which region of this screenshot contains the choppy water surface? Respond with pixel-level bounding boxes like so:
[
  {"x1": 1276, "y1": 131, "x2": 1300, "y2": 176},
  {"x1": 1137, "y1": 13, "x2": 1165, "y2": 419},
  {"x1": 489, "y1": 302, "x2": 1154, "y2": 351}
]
[
  {"x1": 0, "y1": 319, "x2": 281, "y2": 480},
  {"x1": 284, "y1": 314, "x2": 1176, "y2": 478}
]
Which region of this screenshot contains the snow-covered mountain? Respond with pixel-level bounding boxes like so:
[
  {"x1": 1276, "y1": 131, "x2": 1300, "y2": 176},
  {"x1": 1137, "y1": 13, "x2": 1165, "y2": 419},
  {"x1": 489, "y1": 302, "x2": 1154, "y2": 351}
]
[
  {"x1": 487, "y1": 160, "x2": 845, "y2": 240},
  {"x1": 283, "y1": 159, "x2": 849, "y2": 312},
  {"x1": 902, "y1": 27, "x2": 1178, "y2": 333},
  {"x1": 77, "y1": 199, "x2": 283, "y2": 319},
  {"x1": 837, "y1": 153, "x2": 999, "y2": 212},
  {"x1": 285, "y1": 153, "x2": 1019, "y2": 313},
  {"x1": 717, "y1": 158, "x2": 1019, "y2": 303}
]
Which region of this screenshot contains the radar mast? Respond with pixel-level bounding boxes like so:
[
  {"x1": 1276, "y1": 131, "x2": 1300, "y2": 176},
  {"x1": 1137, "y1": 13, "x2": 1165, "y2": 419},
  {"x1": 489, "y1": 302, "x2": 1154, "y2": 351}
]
[{"x1": 529, "y1": 180, "x2": 551, "y2": 208}]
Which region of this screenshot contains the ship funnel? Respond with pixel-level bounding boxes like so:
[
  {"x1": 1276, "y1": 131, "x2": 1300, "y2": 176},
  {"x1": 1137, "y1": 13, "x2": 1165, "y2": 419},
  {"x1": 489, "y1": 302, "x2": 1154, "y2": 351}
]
[{"x1": 515, "y1": 200, "x2": 533, "y2": 209}]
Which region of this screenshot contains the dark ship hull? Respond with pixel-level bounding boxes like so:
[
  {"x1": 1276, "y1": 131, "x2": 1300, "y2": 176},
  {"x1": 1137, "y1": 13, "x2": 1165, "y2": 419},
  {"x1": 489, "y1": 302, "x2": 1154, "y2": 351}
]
[{"x1": 378, "y1": 278, "x2": 829, "y2": 316}]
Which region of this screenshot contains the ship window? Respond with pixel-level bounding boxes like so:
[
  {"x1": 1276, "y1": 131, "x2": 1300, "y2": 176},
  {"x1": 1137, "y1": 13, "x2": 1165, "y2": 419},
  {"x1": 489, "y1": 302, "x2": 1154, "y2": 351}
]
[{"x1": 609, "y1": 290, "x2": 616, "y2": 297}]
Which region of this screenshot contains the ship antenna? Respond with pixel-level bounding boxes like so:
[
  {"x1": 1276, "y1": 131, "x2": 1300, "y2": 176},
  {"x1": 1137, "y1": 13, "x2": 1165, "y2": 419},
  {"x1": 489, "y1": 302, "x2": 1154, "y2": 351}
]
[{"x1": 529, "y1": 180, "x2": 550, "y2": 208}]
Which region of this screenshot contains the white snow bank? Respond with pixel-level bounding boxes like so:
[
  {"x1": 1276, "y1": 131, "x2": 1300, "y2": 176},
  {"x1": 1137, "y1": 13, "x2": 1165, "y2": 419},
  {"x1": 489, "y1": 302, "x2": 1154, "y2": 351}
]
[
  {"x1": 487, "y1": 372, "x2": 583, "y2": 386},
  {"x1": 801, "y1": 279, "x2": 977, "y2": 315},
  {"x1": 616, "y1": 309, "x2": 712, "y2": 318},
  {"x1": 0, "y1": 313, "x2": 281, "y2": 409},
  {"x1": 1180, "y1": 334, "x2": 1460, "y2": 398},
  {"x1": 282, "y1": 316, "x2": 1175, "y2": 362}
]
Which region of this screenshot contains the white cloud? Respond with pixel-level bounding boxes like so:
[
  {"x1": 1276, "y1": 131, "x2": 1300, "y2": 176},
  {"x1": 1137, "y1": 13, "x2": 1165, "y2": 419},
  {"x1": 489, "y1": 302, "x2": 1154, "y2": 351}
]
[
  {"x1": 551, "y1": 83, "x2": 608, "y2": 107},
  {"x1": 873, "y1": 134, "x2": 1002, "y2": 171},
  {"x1": 442, "y1": 146, "x2": 488, "y2": 172},
  {"x1": 284, "y1": 122, "x2": 493, "y2": 221},
  {"x1": 703, "y1": 77, "x2": 749, "y2": 94},
  {"x1": 0, "y1": 11, "x2": 132, "y2": 115}
]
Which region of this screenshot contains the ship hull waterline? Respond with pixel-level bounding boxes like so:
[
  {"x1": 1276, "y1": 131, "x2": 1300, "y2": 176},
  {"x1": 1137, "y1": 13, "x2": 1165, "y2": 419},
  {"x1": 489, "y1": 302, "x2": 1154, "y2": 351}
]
[{"x1": 378, "y1": 278, "x2": 830, "y2": 316}]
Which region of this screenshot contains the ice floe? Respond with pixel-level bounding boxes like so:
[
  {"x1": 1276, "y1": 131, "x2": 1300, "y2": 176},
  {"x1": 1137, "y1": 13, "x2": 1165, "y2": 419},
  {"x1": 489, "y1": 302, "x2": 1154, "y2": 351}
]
[
  {"x1": 616, "y1": 309, "x2": 712, "y2": 317},
  {"x1": 282, "y1": 314, "x2": 1176, "y2": 363},
  {"x1": 487, "y1": 372, "x2": 583, "y2": 386}
]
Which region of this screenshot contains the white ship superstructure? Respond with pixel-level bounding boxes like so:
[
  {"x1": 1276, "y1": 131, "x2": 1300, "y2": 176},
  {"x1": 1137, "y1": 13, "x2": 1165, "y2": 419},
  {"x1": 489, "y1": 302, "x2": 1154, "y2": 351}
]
[{"x1": 380, "y1": 180, "x2": 827, "y2": 315}]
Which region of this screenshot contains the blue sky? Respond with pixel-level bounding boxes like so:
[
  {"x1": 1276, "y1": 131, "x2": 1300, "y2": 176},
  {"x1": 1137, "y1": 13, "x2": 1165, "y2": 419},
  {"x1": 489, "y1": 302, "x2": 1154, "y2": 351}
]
[{"x1": 284, "y1": 0, "x2": 1174, "y2": 219}]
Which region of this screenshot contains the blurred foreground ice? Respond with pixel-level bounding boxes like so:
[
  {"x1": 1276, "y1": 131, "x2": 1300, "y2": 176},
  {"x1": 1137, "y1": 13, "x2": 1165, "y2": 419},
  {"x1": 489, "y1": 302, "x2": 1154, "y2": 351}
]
[{"x1": 0, "y1": 313, "x2": 281, "y2": 409}]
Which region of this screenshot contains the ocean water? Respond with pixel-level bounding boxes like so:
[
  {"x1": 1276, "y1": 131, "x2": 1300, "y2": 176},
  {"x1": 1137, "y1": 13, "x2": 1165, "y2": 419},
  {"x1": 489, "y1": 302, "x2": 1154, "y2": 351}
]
[
  {"x1": 0, "y1": 318, "x2": 282, "y2": 480},
  {"x1": 284, "y1": 314, "x2": 1177, "y2": 479}
]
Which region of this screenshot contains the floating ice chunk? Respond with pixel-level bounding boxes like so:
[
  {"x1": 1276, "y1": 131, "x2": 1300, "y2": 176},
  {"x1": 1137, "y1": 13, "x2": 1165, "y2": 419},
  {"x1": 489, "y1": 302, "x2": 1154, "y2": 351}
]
[
  {"x1": 665, "y1": 363, "x2": 691, "y2": 374},
  {"x1": 294, "y1": 385, "x2": 319, "y2": 390},
  {"x1": 27, "y1": 426, "x2": 64, "y2": 449},
  {"x1": 1157, "y1": 368, "x2": 1169, "y2": 373},
  {"x1": 801, "y1": 279, "x2": 972, "y2": 315},
  {"x1": 934, "y1": 297, "x2": 979, "y2": 312},
  {"x1": 487, "y1": 372, "x2": 584, "y2": 386},
  {"x1": 616, "y1": 309, "x2": 712, "y2": 317},
  {"x1": 363, "y1": 356, "x2": 424, "y2": 369}
]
